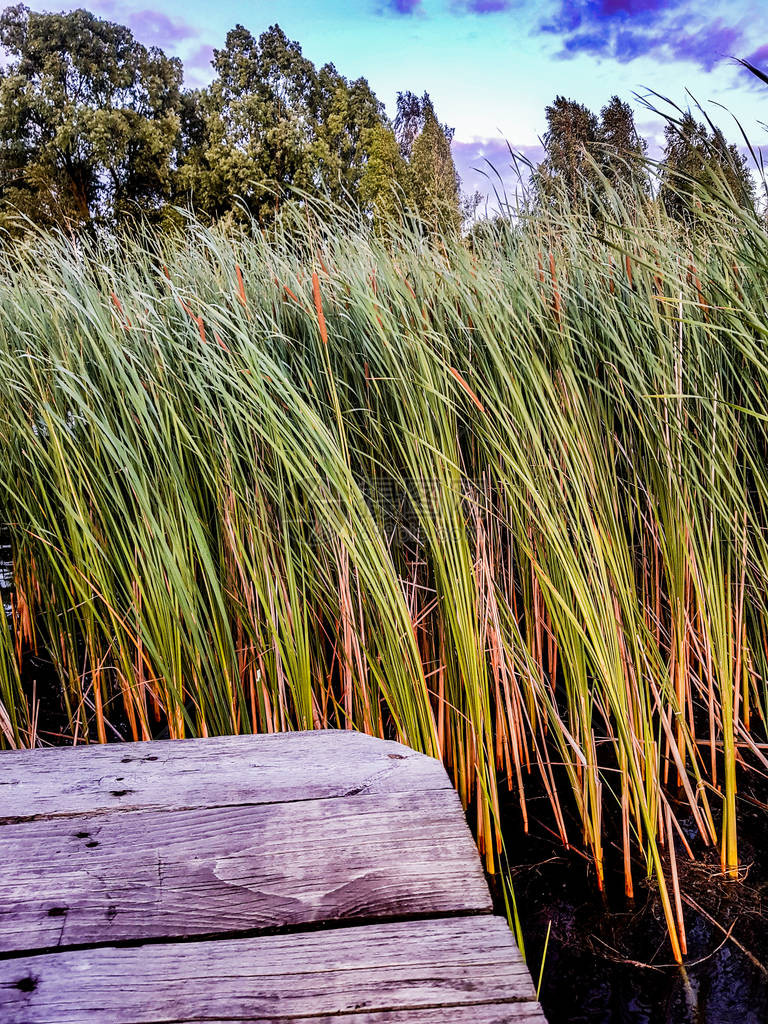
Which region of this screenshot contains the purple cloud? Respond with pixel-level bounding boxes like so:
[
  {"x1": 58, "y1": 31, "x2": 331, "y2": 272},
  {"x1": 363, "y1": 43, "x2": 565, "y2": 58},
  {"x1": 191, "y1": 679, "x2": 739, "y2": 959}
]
[
  {"x1": 452, "y1": 136, "x2": 545, "y2": 198},
  {"x1": 458, "y1": 0, "x2": 516, "y2": 11},
  {"x1": 597, "y1": 0, "x2": 676, "y2": 14},
  {"x1": 561, "y1": 20, "x2": 741, "y2": 69},
  {"x1": 187, "y1": 44, "x2": 214, "y2": 70},
  {"x1": 127, "y1": 10, "x2": 198, "y2": 46},
  {"x1": 383, "y1": 0, "x2": 422, "y2": 13},
  {"x1": 745, "y1": 44, "x2": 768, "y2": 67},
  {"x1": 543, "y1": 0, "x2": 746, "y2": 71},
  {"x1": 91, "y1": 2, "x2": 198, "y2": 48},
  {"x1": 184, "y1": 44, "x2": 215, "y2": 87},
  {"x1": 736, "y1": 46, "x2": 768, "y2": 91},
  {"x1": 545, "y1": 0, "x2": 680, "y2": 33},
  {"x1": 667, "y1": 21, "x2": 743, "y2": 70}
]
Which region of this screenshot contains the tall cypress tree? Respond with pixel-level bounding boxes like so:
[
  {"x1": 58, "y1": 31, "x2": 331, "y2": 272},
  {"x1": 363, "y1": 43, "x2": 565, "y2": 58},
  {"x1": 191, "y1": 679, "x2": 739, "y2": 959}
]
[
  {"x1": 358, "y1": 121, "x2": 410, "y2": 229},
  {"x1": 398, "y1": 93, "x2": 461, "y2": 232}
]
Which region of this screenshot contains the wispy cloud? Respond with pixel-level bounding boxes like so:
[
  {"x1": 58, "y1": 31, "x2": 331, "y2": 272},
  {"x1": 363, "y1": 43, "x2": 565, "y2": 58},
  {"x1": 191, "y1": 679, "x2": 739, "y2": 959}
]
[
  {"x1": 455, "y1": 0, "x2": 517, "y2": 12},
  {"x1": 90, "y1": 2, "x2": 199, "y2": 48},
  {"x1": 453, "y1": 135, "x2": 545, "y2": 199},
  {"x1": 381, "y1": 0, "x2": 423, "y2": 14}
]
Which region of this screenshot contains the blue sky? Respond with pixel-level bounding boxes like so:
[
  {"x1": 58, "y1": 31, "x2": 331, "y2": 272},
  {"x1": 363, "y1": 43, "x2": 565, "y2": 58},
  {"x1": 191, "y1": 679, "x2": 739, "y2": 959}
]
[{"x1": 30, "y1": 0, "x2": 768, "y2": 200}]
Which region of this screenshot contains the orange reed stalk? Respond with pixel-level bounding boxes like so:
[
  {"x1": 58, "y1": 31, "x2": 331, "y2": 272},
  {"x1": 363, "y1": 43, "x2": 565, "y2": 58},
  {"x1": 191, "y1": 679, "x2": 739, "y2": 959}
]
[
  {"x1": 688, "y1": 263, "x2": 709, "y2": 319},
  {"x1": 536, "y1": 252, "x2": 545, "y2": 285},
  {"x1": 235, "y1": 265, "x2": 247, "y2": 308},
  {"x1": 312, "y1": 271, "x2": 328, "y2": 345},
  {"x1": 448, "y1": 366, "x2": 485, "y2": 413},
  {"x1": 110, "y1": 292, "x2": 131, "y2": 329},
  {"x1": 665, "y1": 802, "x2": 688, "y2": 955}
]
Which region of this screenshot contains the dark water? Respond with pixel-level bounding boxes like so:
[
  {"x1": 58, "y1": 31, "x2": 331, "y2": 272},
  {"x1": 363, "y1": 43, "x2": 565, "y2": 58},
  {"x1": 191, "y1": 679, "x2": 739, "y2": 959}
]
[{"x1": 500, "y1": 789, "x2": 768, "y2": 1024}]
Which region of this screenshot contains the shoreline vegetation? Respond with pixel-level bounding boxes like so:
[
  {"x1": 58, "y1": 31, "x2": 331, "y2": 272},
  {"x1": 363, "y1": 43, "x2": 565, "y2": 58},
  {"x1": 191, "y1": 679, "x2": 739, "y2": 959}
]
[
  {"x1": 1, "y1": 0, "x2": 768, "y2": 985},
  {"x1": 2, "y1": 162, "x2": 768, "y2": 968}
]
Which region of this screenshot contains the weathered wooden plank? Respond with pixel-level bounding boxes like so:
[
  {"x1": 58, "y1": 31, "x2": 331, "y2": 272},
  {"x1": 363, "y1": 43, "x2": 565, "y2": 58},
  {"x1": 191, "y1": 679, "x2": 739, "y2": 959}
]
[
  {"x1": 0, "y1": 916, "x2": 546, "y2": 1024},
  {"x1": 0, "y1": 789, "x2": 491, "y2": 952},
  {"x1": 0, "y1": 730, "x2": 450, "y2": 822},
  {"x1": 186, "y1": 1008, "x2": 547, "y2": 1024},
  {"x1": 0, "y1": 731, "x2": 546, "y2": 1021}
]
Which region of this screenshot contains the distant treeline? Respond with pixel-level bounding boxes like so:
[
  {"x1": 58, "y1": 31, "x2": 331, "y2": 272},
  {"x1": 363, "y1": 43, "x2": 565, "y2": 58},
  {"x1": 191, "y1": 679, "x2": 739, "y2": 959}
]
[{"x1": 0, "y1": 3, "x2": 758, "y2": 234}]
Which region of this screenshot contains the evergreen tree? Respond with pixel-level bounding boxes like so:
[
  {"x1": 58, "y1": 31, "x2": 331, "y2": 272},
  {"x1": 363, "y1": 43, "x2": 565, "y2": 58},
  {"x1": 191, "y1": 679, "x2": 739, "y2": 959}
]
[
  {"x1": 535, "y1": 96, "x2": 600, "y2": 209},
  {"x1": 393, "y1": 93, "x2": 461, "y2": 232},
  {"x1": 358, "y1": 122, "x2": 410, "y2": 228},
  {"x1": 659, "y1": 112, "x2": 755, "y2": 222},
  {"x1": 597, "y1": 96, "x2": 648, "y2": 195},
  {"x1": 0, "y1": 4, "x2": 183, "y2": 231}
]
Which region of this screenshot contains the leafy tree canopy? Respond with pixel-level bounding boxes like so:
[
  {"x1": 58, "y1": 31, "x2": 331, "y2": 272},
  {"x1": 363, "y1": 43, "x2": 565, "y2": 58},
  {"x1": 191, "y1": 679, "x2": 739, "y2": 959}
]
[
  {"x1": 176, "y1": 24, "x2": 386, "y2": 221},
  {"x1": 535, "y1": 96, "x2": 600, "y2": 209},
  {"x1": 0, "y1": 3, "x2": 183, "y2": 231}
]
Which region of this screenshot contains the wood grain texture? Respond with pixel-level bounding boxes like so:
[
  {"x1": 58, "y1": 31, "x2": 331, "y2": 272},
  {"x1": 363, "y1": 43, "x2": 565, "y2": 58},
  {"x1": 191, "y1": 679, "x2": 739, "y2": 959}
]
[
  {"x1": 0, "y1": 917, "x2": 544, "y2": 1024},
  {"x1": 0, "y1": 789, "x2": 491, "y2": 952},
  {"x1": 179, "y1": 1009, "x2": 548, "y2": 1024},
  {"x1": 0, "y1": 730, "x2": 449, "y2": 822},
  {"x1": 0, "y1": 731, "x2": 547, "y2": 1023}
]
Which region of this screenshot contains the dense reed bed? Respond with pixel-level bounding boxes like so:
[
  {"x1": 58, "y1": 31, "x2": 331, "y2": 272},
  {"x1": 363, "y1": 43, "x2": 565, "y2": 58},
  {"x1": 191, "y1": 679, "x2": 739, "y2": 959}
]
[{"x1": 1, "y1": 187, "x2": 767, "y2": 962}]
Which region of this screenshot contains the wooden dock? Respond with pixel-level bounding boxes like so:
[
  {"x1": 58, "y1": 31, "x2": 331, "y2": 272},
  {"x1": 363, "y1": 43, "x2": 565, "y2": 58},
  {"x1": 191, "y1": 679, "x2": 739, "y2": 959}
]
[{"x1": 0, "y1": 730, "x2": 547, "y2": 1023}]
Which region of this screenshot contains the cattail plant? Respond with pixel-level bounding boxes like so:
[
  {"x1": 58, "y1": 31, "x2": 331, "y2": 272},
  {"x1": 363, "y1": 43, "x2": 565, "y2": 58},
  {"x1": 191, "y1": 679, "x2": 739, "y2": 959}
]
[{"x1": 0, "y1": 179, "x2": 766, "y2": 962}]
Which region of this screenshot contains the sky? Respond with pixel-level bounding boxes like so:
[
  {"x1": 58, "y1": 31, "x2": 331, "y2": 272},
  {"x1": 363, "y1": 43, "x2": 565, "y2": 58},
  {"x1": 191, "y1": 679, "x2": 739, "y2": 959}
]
[{"x1": 25, "y1": 0, "x2": 768, "y2": 203}]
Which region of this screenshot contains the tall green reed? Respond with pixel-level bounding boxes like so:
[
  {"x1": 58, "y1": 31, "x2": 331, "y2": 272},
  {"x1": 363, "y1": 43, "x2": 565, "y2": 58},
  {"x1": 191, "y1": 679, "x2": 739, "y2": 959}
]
[{"x1": 0, "y1": 182, "x2": 766, "y2": 961}]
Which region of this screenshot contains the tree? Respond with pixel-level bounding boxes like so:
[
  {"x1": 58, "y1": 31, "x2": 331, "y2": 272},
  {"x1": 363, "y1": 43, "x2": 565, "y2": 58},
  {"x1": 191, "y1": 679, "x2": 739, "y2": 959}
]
[
  {"x1": 358, "y1": 122, "x2": 410, "y2": 228},
  {"x1": 535, "y1": 96, "x2": 600, "y2": 209},
  {"x1": 597, "y1": 96, "x2": 648, "y2": 195},
  {"x1": 0, "y1": 4, "x2": 182, "y2": 231},
  {"x1": 395, "y1": 93, "x2": 461, "y2": 232},
  {"x1": 659, "y1": 112, "x2": 755, "y2": 222},
  {"x1": 410, "y1": 102, "x2": 461, "y2": 232},
  {"x1": 535, "y1": 94, "x2": 652, "y2": 213},
  {"x1": 175, "y1": 25, "x2": 314, "y2": 221},
  {"x1": 311, "y1": 63, "x2": 385, "y2": 202},
  {"x1": 177, "y1": 24, "x2": 386, "y2": 222},
  {"x1": 394, "y1": 90, "x2": 428, "y2": 158}
]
